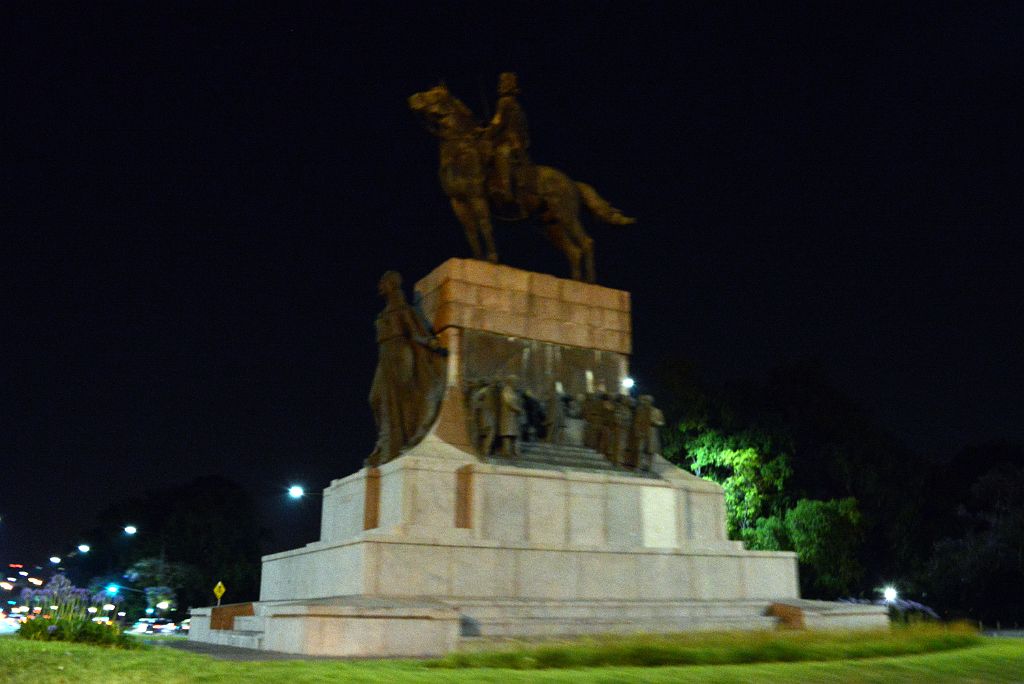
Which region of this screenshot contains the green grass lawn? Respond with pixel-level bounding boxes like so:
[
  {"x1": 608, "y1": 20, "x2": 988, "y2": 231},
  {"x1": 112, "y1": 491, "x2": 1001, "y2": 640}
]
[
  {"x1": 429, "y1": 624, "x2": 982, "y2": 668},
  {"x1": 2, "y1": 631, "x2": 1023, "y2": 683}
]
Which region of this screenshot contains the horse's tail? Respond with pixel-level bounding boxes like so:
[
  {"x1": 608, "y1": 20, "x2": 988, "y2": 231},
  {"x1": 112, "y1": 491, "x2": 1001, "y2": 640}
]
[{"x1": 576, "y1": 182, "x2": 636, "y2": 226}]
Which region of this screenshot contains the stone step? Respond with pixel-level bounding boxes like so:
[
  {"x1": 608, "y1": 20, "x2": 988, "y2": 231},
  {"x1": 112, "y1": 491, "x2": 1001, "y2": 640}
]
[
  {"x1": 448, "y1": 600, "x2": 781, "y2": 638},
  {"x1": 495, "y1": 457, "x2": 659, "y2": 479},
  {"x1": 492, "y1": 442, "x2": 659, "y2": 479},
  {"x1": 233, "y1": 615, "x2": 266, "y2": 632},
  {"x1": 198, "y1": 628, "x2": 264, "y2": 650}
]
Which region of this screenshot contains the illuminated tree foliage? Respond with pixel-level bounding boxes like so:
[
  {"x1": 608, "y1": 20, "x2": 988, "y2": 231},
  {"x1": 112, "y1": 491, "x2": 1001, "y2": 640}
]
[{"x1": 659, "y1": 361, "x2": 869, "y2": 597}]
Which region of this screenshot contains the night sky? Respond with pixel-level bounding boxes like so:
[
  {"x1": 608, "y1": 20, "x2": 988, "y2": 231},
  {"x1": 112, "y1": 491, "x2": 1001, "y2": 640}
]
[{"x1": 4, "y1": 4, "x2": 1022, "y2": 564}]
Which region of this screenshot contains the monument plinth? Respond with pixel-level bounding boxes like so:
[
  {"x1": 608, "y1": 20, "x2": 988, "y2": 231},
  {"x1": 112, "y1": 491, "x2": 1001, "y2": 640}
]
[{"x1": 186, "y1": 261, "x2": 889, "y2": 659}]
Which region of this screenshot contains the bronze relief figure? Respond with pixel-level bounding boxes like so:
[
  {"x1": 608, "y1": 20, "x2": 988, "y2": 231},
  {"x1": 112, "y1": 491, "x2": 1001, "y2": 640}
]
[{"x1": 367, "y1": 271, "x2": 447, "y2": 466}]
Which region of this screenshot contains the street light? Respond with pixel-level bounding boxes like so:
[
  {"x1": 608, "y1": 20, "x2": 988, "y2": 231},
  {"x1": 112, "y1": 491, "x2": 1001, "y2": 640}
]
[
  {"x1": 123, "y1": 525, "x2": 137, "y2": 535},
  {"x1": 621, "y1": 376, "x2": 635, "y2": 391},
  {"x1": 77, "y1": 544, "x2": 90, "y2": 553},
  {"x1": 49, "y1": 556, "x2": 61, "y2": 565},
  {"x1": 288, "y1": 485, "x2": 305, "y2": 499},
  {"x1": 883, "y1": 586, "x2": 898, "y2": 602},
  {"x1": 105, "y1": 584, "x2": 119, "y2": 595}
]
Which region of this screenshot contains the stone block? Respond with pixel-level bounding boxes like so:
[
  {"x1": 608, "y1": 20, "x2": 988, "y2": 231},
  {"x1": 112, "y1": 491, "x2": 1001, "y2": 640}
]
[
  {"x1": 518, "y1": 550, "x2": 576, "y2": 599},
  {"x1": 320, "y1": 475, "x2": 365, "y2": 543},
  {"x1": 577, "y1": 553, "x2": 640, "y2": 600},
  {"x1": 565, "y1": 303, "x2": 591, "y2": 326},
  {"x1": 495, "y1": 265, "x2": 530, "y2": 292},
  {"x1": 377, "y1": 467, "x2": 405, "y2": 532},
  {"x1": 568, "y1": 481, "x2": 605, "y2": 546},
  {"x1": 526, "y1": 476, "x2": 569, "y2": 546},
  {"x1": 509, "y1": 290, "x2": 529, "y2": 314},
  {"x1": 530, "y1": 295, "x2": 563, "y2": 320},
  {"x1": 461, "y1": 259, "x2": 496, "y2": 286},
  {"x1": 451, "y1": 546, "x2": 516, "y2": 597},
  {"x1": 438, "y1": 278, "x2": 478, "y2": 307},
  {"x1": 560, "y1": 321, "x2": 591, "y2": 348},
  {"x1": 261, "y1": 602, "x2": 459, "y2": 657},
  {"x1": 589, "y1": 286, "x2": 623, "y2": 311},
  {"x1": 477, "y1": 285, "x2": 513, "y2": 312},
  {"x1": 605, "y1": 483, "x2": 642, "y2": 548},
  {"x1": 692, "y1": 555, "x2": 742, "y2": 600},
  {"x1": 560, "y1": 279, "x2": 589, "y2": 304},
  {"x1": 641, "y1": 486, "x2": 678, "y2": 548},
  {"x1": 527, "y1": 318, "x2": 562, "y2": 345},
  {"x1": 431, "y1": 302, "x2": 473, "y2": 331},
  {"x1": 743, "y1": 554, "x2": 800, "y2": 599},
  {"x1": 375, "y1": 543, "x2": 452, "y2": 596},
  {"x1": 529, "y1": 272, "x2": 560, "y2": 299},
  {"x1": 481, "y1": 310, "x2": 528, "y2": 338},
  {"x1": 479, "y1": 472, "x2": 528, "y2": 544},
  {"x1": 260, "y1": 541, "x2": 366, "y2": 601},
  {"x1": 407, "y1": 464, "x2": 457, "y2": 530},
  {"x1": 635, "y1": 553, "x2": 687, "y2": 600}
]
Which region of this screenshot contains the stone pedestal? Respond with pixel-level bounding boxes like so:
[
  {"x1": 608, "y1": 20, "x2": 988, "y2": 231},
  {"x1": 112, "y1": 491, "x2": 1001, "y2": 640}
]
[{"x1": 188, "y1": 260, "x2": 884, "y2": 656}]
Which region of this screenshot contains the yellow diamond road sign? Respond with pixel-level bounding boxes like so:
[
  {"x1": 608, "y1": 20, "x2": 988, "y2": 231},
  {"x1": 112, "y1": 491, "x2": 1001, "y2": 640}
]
[{"x1": 213, "y1": 581, "x2": 226, "y2": 600}]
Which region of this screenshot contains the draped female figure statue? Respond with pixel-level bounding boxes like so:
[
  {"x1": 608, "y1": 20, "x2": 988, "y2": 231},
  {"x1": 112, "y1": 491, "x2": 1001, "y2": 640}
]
[{"x1": 367, "y1": 271, "x2": 447, "y2": 466}]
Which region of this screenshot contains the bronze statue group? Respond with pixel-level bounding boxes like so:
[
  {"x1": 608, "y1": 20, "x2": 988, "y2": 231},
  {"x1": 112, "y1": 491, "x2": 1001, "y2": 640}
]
[{"x1": 468, "y1": 377, "x2": 665, "y2": 471}]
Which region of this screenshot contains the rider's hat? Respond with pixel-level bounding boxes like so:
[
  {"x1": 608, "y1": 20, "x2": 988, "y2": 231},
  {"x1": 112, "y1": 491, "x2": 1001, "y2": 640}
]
[{"x1": 498, "y1": 72, "x2": 520, "y2": 96}]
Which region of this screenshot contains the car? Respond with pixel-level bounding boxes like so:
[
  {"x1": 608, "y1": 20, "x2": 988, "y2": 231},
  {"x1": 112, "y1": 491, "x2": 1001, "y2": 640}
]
[
  {"x1": 177, "y1": 618, "x2": 190, "y2": 633},
  {"x1": 131, "y1": 617, "x2": 176, "y2": 634},
  {"x1": 152, "y1": 619, "x2": 177, "y2": 634}
]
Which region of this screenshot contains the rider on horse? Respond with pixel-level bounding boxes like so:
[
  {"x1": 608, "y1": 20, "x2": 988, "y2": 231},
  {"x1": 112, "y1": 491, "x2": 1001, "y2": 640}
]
[{"x1": 486, "y1": 72, "x2": 534, "y2": 211}]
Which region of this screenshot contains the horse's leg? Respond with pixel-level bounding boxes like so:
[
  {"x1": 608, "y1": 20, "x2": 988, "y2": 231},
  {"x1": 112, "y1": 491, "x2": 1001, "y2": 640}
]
[
  {"x1": 582, "y1": 233, "x2": 596, "y2": 283},
  {"x1": 470, "y1": 196, "x2": 498, "y2": 263},
  {"x1": 562, "y1": 211, "x2": 596, "y2": 283},
  {"x1": 544, "y1": 218, "x2": 583, "y2": 281},
  {"x1": 450, "y1": 198, "x2": 483, "y2": 259}
]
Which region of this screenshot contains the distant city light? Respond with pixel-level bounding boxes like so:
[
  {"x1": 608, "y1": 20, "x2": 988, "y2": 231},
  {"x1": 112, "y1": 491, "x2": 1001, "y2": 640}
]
[
  {"x1": 117, "y1": 611, "x2": 126, "y2": 617},
  {"x1": 103, "y1": 603, "x2": 115, "y2": 611},
  {"x1": 87, "y1": 607, "x2": 97, "y2": 614},
  {"x1": 156, "y1": 601, "x2": 170, "y2": 610},
  {"x1": 883, "y1": 586, "x2": 898, "y2": 602},
  {"x1": 145, "y1": 607, "x2": 154, "y2": 615},
  {"x1": 50, "y1": 605, "x2": 58, "y2": 611},
  {"x1": 5, "y1": 578, "x2": 15, "y2": 582},
  {"x1": 123, "y1": 525, "x2": 137, "y2": 535},
  {"x1": 288, "y1": 485, "x2": 305, "y2": 499},
  {"x1": 17, "y1": 571, "x2": 27, "y2": 577},
  {"x1": 77, "y1": 544, "x2": 90, "y2": 553},
  {"x1": 0, "y1": 583, "x2": 12, "y2": 591},
  {"x1": 49, "y1": 557, "x2": 61, "y2": 564},
  {"x1": 28, "y1": 578, "x2": 42, "y2": 586}
]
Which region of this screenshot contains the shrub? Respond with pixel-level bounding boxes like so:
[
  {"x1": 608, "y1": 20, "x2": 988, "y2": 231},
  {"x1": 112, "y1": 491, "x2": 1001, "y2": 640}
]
[{"x1": 17, "y1": 574, "x2": 139, "y2": 648}]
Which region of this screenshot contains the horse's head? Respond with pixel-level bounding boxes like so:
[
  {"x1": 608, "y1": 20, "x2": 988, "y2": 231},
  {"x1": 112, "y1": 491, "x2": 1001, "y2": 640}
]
[{"x1": 408, "y1": 84, "x2": 478, "y2": 138}]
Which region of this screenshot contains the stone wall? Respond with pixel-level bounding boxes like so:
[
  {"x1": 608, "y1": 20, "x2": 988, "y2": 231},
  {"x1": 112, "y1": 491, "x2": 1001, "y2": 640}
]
[{"x1": 416, "y1": 258, "x2": 631, "y2": 354}]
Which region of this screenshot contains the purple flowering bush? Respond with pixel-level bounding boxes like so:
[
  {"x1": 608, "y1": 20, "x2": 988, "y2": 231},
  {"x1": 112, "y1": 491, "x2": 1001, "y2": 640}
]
[{"x1": 18, "y1": 574, "x2": 138, "y2": 648}]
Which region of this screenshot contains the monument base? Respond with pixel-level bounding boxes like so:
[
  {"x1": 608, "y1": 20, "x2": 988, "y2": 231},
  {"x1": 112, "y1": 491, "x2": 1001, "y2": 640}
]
[
  {"x1": 188, "y1": 260, "x2": 888, "y2": 656},
  {"x1": 189, "y1": 446, "x2": 886, "y2": 656}
]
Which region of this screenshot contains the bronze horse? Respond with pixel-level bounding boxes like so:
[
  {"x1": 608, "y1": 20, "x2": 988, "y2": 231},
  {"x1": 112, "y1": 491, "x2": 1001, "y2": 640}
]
[{"x1": 408, "y1": 84, "x2": 634, "y2": 282}]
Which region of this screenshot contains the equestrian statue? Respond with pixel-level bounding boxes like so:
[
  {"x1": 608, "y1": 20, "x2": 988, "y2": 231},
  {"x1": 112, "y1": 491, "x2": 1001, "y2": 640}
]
[{"x1": 409, "y1": 73, "x2": 635, "y2": 283}]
